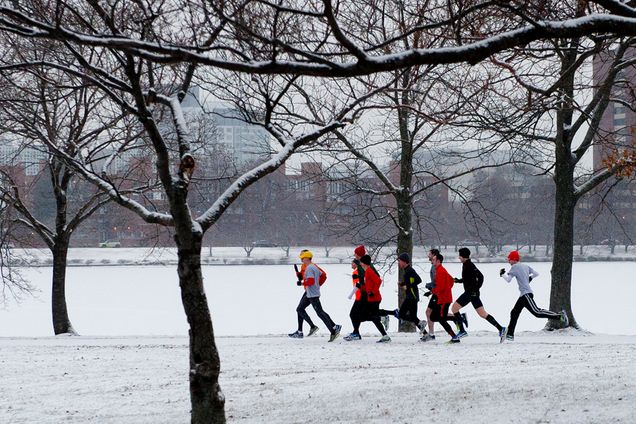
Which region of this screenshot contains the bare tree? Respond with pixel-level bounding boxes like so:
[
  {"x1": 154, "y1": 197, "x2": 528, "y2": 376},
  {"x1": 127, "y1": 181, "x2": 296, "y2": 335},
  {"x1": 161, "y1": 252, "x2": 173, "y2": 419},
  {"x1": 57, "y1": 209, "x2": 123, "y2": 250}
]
[
  {"x1": 0, "y1": 3, "x2": 379, "y2": 423},
  {"x1": 472, "y1": 25, "x2": 636, "y2": 328},
  {"x1": 2, "y1": 1, "x2": 636, "y2": 422},
  {"x1": 0, "y1": 201, "x2": 34, "y2": 303},
  {"x1": 316, "y1": 59, "x2": 513, "y2": 330},
  {"x1": 0, "y1": 43, "x2": 140, "y2": 334}
]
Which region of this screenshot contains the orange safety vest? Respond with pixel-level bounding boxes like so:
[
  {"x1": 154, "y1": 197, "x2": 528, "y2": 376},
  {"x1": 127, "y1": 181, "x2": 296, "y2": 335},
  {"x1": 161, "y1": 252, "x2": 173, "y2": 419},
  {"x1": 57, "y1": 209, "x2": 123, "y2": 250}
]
[{"x1": 352, "y1": 268, "x2": 361, "y2": 301}]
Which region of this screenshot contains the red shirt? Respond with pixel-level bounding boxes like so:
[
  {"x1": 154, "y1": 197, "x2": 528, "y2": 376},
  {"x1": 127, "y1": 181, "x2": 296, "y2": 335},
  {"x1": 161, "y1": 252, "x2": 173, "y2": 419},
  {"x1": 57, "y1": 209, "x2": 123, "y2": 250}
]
[
  {"x1": 363, "y1": 266, "x2": 382, "y2": 303},
  {"x1": 433, "y1": 264, "x2": 454, "y2": 304}
]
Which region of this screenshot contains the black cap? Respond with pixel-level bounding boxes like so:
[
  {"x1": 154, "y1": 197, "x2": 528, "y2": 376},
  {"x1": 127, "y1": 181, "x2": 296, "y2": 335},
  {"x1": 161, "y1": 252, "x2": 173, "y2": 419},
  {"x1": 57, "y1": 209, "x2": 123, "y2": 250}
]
[
  {"x1": 458, "y1": 247, "x2": 471, "y2": 258},
  {"x1": 398, "y1": 252, "x2": 410, "y2": 263}
]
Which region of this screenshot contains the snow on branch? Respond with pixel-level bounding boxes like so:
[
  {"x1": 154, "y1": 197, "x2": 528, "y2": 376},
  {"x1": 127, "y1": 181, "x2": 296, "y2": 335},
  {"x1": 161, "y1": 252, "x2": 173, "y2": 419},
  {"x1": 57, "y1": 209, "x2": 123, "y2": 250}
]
[
  {"x1": 574, "y1": 167, "x2": 619, "y2": 199},
  {"x1": 29, "y1": 139, "x2": 173, "y2": 226},
  {"x1": 6, "y1": 6, "x2": 636, "y2": 76},
  {"x1": 196, "y1": 121, "x2": 345, "y2": 230},
  {"x1": 154, "y1": 94, "x2": 193, "y2": 156}
]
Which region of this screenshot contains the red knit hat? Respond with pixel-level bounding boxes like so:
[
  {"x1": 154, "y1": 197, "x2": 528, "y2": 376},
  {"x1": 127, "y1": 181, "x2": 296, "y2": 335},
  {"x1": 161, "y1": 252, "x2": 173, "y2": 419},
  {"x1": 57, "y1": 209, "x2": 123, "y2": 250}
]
[
  {"x1": 354, "y1": 245, "x2": 366, "y2": 257},
  {"x1": 508, "y1": 250, "x2": 520, "y2": 262}
]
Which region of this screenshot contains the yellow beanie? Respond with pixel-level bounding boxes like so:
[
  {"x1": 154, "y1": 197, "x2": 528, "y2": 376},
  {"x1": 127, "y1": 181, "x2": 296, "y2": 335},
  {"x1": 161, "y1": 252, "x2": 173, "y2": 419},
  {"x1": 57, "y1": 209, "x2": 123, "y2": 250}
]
[{"x1": 299, "y1": 250, "x2": 313, "y2": 259}]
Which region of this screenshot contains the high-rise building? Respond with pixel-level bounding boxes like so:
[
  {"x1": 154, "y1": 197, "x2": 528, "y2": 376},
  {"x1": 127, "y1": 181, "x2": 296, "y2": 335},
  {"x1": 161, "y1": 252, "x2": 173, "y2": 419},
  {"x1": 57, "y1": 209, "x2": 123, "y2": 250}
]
[
  {"x1": 210, "y1": 108, "x2": 271, "y2": 166},
  {"x1": 180, "y1": 87, "x2": 271, "y2": 167}
]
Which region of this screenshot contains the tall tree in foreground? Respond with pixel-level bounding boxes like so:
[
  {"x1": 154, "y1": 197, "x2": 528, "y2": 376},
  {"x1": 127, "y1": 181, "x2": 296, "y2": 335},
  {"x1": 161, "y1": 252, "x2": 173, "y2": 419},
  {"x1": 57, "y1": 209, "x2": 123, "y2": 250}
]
[
  {"x1": 0, "y1": 3, "x2": 377, "y2": 422},
  {"x1": 3, "y1": 1, "x2": 636, "y2": 422}
]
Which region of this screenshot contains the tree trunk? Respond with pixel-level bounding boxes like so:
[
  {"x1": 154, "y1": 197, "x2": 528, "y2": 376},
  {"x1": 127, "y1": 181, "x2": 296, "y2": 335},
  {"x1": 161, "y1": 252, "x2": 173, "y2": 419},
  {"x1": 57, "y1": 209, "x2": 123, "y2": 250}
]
[
  {"x1": 51, "y1": 239, "x2": 76, "y2": 335},
  {"x1": 396, "y1": 193, "x2": 415, "y2": 332},
  {"x1": 176, "y1": 231, "x2": 226, "y2": 424},
  {"x1": 396, "y1": 81, "x2": 415, "y2": 333},
  {"x1": 548, "y1": 155, "x2": 577, "y2": 329}
]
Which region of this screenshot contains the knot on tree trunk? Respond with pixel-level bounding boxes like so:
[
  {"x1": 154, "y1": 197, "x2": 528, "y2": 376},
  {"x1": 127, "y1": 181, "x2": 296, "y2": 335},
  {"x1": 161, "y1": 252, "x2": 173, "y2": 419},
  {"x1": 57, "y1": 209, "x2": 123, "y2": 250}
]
[{"x1": 190, "y1": 361, "x2": 217, "y2": 381}]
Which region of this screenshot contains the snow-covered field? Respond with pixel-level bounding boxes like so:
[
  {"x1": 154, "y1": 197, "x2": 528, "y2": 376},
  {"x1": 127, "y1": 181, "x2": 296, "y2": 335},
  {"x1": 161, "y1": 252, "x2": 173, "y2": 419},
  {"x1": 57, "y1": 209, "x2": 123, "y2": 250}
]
[
  {"x1": 1, "y1": 333, "x2": 635, "y2": 423},
  {"x1": 1, "y1": 261, "x2": 635, "y2": 423},
  {"x1": 2, "y1": 262, "x2": 634, "y2": 336}
]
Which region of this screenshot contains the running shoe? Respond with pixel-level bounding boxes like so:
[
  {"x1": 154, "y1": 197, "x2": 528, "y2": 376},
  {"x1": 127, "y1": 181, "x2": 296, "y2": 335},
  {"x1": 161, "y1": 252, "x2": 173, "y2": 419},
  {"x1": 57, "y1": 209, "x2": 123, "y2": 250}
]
[
  {"x1": 288, "y1": 331, "x2": 303, "y2": 339},
  {"x1": 499, "y1": 326, "x2": 507, "y2": 344},
  {"x1": 419, "y1": 334, "x2": 435, "y2": 342},
  {"x1": 328, "y1": 324, "x2": 342, "y2": 342},
  {"x1": 343, "y1": 333, "x2": 362, "y2": 341}
]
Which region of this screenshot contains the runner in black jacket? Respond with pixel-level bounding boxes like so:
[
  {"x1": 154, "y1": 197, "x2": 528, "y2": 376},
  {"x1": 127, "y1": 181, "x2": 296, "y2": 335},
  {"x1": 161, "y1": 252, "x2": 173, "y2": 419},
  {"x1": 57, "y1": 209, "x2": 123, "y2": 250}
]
[
  {"x1": 377, "y1": 253, "x2": 427, "y2": 335},
  {"x1": 450, "y1": 247, "x2": 505, "y2": 341}
]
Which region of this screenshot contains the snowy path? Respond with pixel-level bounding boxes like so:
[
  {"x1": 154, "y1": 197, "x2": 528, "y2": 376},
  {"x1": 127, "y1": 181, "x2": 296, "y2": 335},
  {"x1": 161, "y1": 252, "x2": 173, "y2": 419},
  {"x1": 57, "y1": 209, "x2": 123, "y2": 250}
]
[{"x1": 1, "y1": 332, "x2": 634, "y2": 423}]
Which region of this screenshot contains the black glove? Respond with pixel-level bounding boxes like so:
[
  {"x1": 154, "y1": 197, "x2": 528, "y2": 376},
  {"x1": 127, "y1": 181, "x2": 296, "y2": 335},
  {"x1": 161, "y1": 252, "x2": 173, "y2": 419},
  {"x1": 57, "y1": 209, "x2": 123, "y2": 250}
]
[
  {"x1": 499, "y1": 268, "x2": 505, "y2": 277},
  {"x1": 453, "y1": 278, "x2": 461, "y2": 283},
  {"x1": 423, "y1": 291, "x2": 432, "y2": 297},
  {"x1": 368, "y1": 292, "x2": 374, "y2": 299},
  {"x1": 425, "y1": 282, "x2": 434, "y2": 290},
  {"x1": 296, "y1": 280, "x2": 302, "y2": 286},
  {"x1": 355, "y1": 282, "x2": 361, "y2": 288},
  {"x1": 529, "y1": 276, "x2": 533, "y2": 282}
]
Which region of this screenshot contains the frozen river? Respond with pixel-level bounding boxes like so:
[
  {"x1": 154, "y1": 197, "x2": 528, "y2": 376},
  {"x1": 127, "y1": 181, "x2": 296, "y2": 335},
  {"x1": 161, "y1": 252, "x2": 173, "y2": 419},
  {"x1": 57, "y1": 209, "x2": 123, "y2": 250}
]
[{"x1": 1, "y1": 261, "x2": 634, "y2": 337}]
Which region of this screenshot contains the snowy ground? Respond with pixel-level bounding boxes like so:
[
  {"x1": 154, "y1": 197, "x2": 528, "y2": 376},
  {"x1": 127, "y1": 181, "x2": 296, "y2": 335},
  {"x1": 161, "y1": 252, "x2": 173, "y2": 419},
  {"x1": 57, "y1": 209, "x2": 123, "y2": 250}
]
[
  {"x1": 1, "y1": 333, "x2": 635, "y2": 423},
  {"x1": 1, "y1": 261, "x2": 635, "y2": 423}
]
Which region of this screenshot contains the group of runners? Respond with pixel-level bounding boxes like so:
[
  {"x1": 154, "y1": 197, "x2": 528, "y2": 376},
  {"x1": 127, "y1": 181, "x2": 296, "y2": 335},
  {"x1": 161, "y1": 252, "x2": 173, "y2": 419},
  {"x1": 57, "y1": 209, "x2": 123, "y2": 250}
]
[{"x1": 289, "y1": 246, "x2": 569, "y2": 343}]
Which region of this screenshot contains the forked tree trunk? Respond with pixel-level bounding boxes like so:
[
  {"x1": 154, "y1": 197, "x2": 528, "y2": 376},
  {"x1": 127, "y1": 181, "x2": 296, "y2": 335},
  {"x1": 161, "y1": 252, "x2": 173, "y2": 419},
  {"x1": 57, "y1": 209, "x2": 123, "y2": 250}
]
[{"x1": 175, "y1": 230, "x2": 226, "y2": 424}]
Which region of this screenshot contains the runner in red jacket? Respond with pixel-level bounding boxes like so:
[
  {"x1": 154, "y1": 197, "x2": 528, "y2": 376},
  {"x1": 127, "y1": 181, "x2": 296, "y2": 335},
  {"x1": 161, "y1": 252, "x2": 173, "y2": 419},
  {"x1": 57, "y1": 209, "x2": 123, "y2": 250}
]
[
  {"x1": 429, "y1": 253, "x2": 461, "y2": 343},
  {"x1": 363, "y1": 262, "x2": 382, "y2": 303},
  {"x1": 344, "y1": 254, "x2": 390, "y2": 343},
  {"x1": 432, "y1": 260, "x2": 454, "y2": 304}
]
